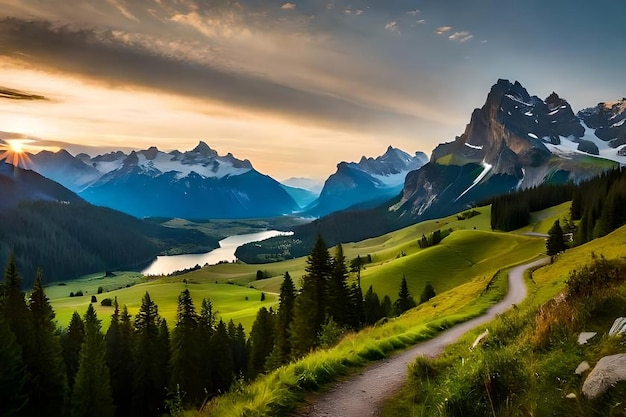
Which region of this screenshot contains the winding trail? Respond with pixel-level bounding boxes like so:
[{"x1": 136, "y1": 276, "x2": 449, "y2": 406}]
[{"x1": 300, "y1": 257, "x2": 550, "y2": 417}]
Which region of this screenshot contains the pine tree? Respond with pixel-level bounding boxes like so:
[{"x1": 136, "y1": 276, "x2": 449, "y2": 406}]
[
  {"x1": 233, "y1": 323, "x2": 247, "y2": 377},
  {"x1": 29, "y1": 269, "x2": 68, "y2": 417},
  {"x1": 546, "y1": 220, "x2": 567, "y2": 256},
  {"x1": 133, "y1": 292, "x2": 166, "y2": 417},
  {"x1": 266, "y1": 272, "x2": 296, "y2": 368},
  {"x1": 170, "y1": 289, "x2": 204, "y2": 406},
  {"x1": 363, "y1": 285, "x2": 382, "y2": 325},
  {"x1": 289, "y1": 236, "x2": 332, "y2": 357},
  {"x1": 248, "y1": 307, "x2": 275, "y2": 378},
  {"x1": 210, "y1": 320, "x2": 233, "y2": 393},
  {"x1": 393, "y1": 275, "x2": 416, "y2": 315},
  {"x1": 0, "y1": 315, "x2": 29, "y2": 416},
  {"x1": 349, "y1": 281, "x2": 365, "y2": 328},
  {"x1": 1, "y1": 253, "x2": 36, "y2": 414},
  {"x1": 327, "y1": 244, "x2": 352, "y2": 327},
  {"x1": 420, "y1": 283, "x2": 436, "y2": 303},
  {"x1": 63, "y1": 311, "x2": 85, "y2": 388},
  {"x1": 71, "y1": 304, "x2": 114, "y2": 417},
  {"x1": 381, "y1": 295, "x2": 392, "y2": 318},
  {"x1": 106, "y1": 301, "x2": 134, "y2": 417},
  {"x1": 197, "y1": 298, "x2": 217, "y2": 398}
]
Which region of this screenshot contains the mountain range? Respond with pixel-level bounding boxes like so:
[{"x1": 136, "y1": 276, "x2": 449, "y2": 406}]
[
  {"x1": 0, "y1": 162, "x2": 218, "y2": 284},
  {"x1": 306, "y1": 146, "x2": 428, "y2": 217},
  {"x1": 7, "y1": 78, "x2": 626, "y2": 231},
  {"x1": 23, "y1": 141, "x2": 299, "y2": 219},
  {"x1": 236, "y1": 79, "x2": 626, "y2": 261},
  {"x1": 19, "y1": 141, "x2": 427, "y2": 220}
]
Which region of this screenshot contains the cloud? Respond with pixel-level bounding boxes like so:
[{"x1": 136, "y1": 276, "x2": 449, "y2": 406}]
[
  {"x1": 0, "y1": 86, "x2": 47, "y2": 101},
  {"x1": 435, "y1": 26, "x2": 452, "y2": 35},
  {"x1": 344, "y1": 8, "x2": 364, "y2": 16},
  {"x1": 281, "y1": 3, "x2": 296, "y2": 10},
  {"x1": 417, "y1": 19, "x2": 426, "y2": 24},
  {"x1": 385, "y1": 21, "x2": 400, "y2": 33},
  {"x1": 0, "y1": 18, "x2": 435, "y2": 135},
  {"x1": 407, "y1": 9, "x2": 420, "y2": 16},
  {"x1": 448, "y1": 31, "x2": 473, "y2": 42}
]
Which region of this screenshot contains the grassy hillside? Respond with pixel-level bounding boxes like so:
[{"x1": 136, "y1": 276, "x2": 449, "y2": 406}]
[
  {"x1": 48, "y1": 274, "x2": 278, "y2": 332},
  {"x1": 199, "y1": 227, "x2": 547, "y2": 415},
  {"x1": 382, "y1": 225, "x2": 626, "y2": 417},
  {"x1": 48, "y1": 204, "x2": 546, "y2": 332}
]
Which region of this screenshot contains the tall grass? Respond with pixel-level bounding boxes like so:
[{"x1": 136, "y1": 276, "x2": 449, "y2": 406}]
[
  {"x1": 201, "y1": 260, "x2": 523, "y2": 417},
  {"x1": 382, "y1": 225, "x2": 626, "y2": 417}
]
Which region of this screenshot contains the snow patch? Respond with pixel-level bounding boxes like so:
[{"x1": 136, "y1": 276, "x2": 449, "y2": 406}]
[
  {"x1": 455, "y1": 160, "x2": 492, "y2": 202},
  {"x1": 528, "y1": 133, "x2": 538, "y2": 139},
  {"x1": 464, "y1": 142, "x2": 483, "y2": 150},
  {"x1": 611, "y1": 118, "x2": 625, "y2": 128}
]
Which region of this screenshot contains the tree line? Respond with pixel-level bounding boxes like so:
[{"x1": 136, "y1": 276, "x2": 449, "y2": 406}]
[
  {"x1": 1, "y1": 236, "x2": 435, "y2": 416},
  {"x1": 490, "y1": 167, "x2": 626, "y2": 237},
  {"x1": 0, "y1": 200, "x2": 218, "y2": 287}
]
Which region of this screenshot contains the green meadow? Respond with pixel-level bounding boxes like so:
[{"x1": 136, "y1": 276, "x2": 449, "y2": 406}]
[
  {"x1": 48, "y1": 204, "x2": 546, "y2": 332},
  {"x1": 49, "y1": 276, "x2": 278, "y2": 332},
  {"x1": 381, "y1": 224, "x2": 626, "y2": 417}
]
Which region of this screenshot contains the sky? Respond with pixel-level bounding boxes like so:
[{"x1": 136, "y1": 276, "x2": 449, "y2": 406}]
[{"x1": 0, "y1": 0, "x2": 624, "y2": 180}]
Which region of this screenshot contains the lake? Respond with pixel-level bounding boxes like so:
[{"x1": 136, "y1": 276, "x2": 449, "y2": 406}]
[{"x1": 141, "y1": 230, "x2": 292, "y2": 276}]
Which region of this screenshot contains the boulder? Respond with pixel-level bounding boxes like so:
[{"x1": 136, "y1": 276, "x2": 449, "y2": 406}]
[
  {"x1": 578, "y1": 332, "x2": 597, "y2": 345},
  {"x1": 609, "y1": 317, "x2": 626, "y2": 336},
  {"x1": 582, "y1": 354, "x2": 626, "y2": 399},
  {"x1": 575, "y1": 361, "x2": 590, "y2": 375}
]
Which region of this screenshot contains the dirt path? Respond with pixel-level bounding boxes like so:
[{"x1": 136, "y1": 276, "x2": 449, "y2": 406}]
[{"x1": 300, "y1": 257, "x2": 550, "y2": 417}]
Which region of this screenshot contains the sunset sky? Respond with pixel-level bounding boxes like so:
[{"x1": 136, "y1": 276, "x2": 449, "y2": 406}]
[{"x1": 0, "y1": 0, "x2": 624, "y2": 180}]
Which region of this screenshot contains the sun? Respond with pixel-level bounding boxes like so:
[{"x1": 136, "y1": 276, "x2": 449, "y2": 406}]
[
  {"x1": 0, "y1": 139, "x2": 34, "y2": 167},
  {"x1": 9, "y1": 140, "x2": 24, "y2": 154}
]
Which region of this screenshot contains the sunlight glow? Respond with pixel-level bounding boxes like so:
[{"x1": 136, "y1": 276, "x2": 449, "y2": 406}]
[{"x1": 0, "y1": 139, "x2": 34, "y2": 167}]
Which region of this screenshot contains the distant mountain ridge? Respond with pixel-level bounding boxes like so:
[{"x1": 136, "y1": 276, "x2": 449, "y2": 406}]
[
  {"x1": 0, "y1": 162, "x2": 218, "y2": 285},
  {"x1": 21, "y1": 141, "x2": 299, "y2": 219},
  {"x1": 306, "y1": 146, "x2": 428, "y2": 217}
]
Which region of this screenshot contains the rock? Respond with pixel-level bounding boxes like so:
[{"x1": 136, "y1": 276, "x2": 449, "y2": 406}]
[
  {"x1": 565, "y1": 393, "x2": 577, "y2": 399},
  {"x1": 575, "y1": 361, "x2": 590, "y2": 375},
  {"x1": 578, "y1": 332, "x2": 597, "y2": 344},
  {"x1": 582, "y1": 354, "x2": 626, "y2": 399},
  {"x1": 609, "y1": 317, "x2": 626, "y2": 336}
]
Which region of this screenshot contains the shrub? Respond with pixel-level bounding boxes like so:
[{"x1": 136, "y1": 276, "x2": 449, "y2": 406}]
[
  {"x1": 90, "y1": 295, "x2": 97, "y2": 303},
  {"x1": 75, "y1": 290, "x2": 83, "y2": 297},
  {"x1": 97, "y1": 286, "x2": 103, "y2": 294},
  {"x1": 100, "y1": 298, "x2": 113, "y2": 307}
]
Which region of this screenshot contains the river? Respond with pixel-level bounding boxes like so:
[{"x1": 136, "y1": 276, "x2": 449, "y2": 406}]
[{"x1": 141, "y1": 230, "x2": 292, "y2": 276}]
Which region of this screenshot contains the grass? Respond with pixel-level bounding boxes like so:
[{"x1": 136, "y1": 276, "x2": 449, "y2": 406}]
[
  {"x1": 49, "y1": 278, "x2": 278, "y2": 332},
  {"x1": 48, "y1": 204, "x2": 543, "y2": 333},
  {"x1": 515, "y1": 201, "x2": 572, "y2": 234},
  {"x1": 199, "y1": 231, "x2": 544, "y2": 416},
  {"x1": 380, "y1": 225, "x2": 626, "y2": 417}
]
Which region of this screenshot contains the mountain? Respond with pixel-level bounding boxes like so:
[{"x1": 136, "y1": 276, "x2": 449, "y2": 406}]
[
  {"x1": 238, "y1": 79, "x2": 621, "y2": 261},
  {"x1": 0, "y1": 161, "x2": 82, "y2": 209},
  {"x1": 281, "y1": 177, "x2": 324, "y2": 194},
  {"x1": 25, "y1": 149, "x2": 101, "y2": 192},
  {"x1": 391, "y1": 79, "x2": 618, "y2": 222},
  {"x1": 578, "y1": 98, "x2": 626, "y2": 153},
  {"x1": 306, "y1": 146, "x2": 428, "y2": 217},
  {"x1": 280, "y1": 184, "x2": 319, "y2": 208},
  {"x1": 0, "y1": 162, "x2": 218, "y2": 286},
  {"x1": 24, "y1": 141, "x2": 299, "y2": 219}
]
